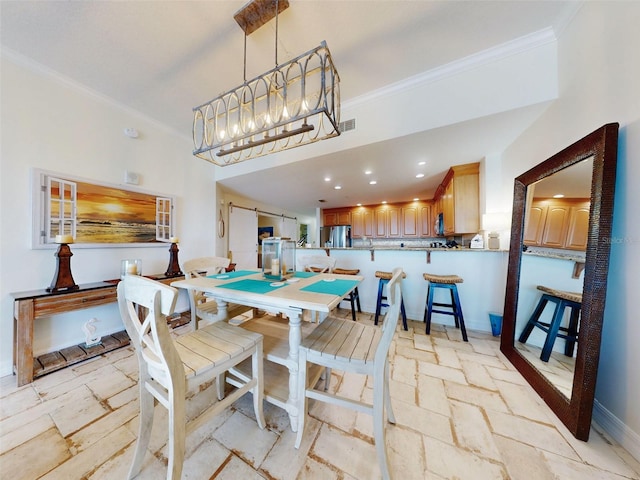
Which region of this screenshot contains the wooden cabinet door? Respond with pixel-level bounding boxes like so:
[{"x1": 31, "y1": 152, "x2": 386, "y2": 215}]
[
  {"x1": 442, "y1": 180, "x2": 455, "y2": 235},
  {"x1": 453, "y1": 173, "x2": 480, "y2": 234},
  {"x1": 541, "y1": 205, "x2": 570, "y2": 248},
  {"x1": 420, "y1": 204, "x2": 432, "y2": 237},
  {"x1": 323, "y1": 211, "x2": 337, "y2": 227},
  {"x1": 351, "y1": 209, "x2": 364, "y2": 238},
  {"x1": 374, "y1": 208, "x2": 388, "y2": 237},
  {"x1": 363, "y1": 208, "x2": 374, "y2": 237},
  {"x1": 388, "y1": 205, "x2": 402, "y2": 237},
  {"x1": 565, "y1": 203, "x2": 590, "y2": 250},
  {"x1": 524, "y1": 204, "x2": 548, "y2": 246},
  {"x1": 402, "y1": 204, "x2": 419, "y2": 237},
  {"x1": 337, "y1": 209, "x2": 351, "y2": 225}
]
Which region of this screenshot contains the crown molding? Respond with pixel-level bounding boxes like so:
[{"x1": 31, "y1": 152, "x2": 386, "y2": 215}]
[{"x1": 343, "y1": 27, "x2": 557, "y2": 111}]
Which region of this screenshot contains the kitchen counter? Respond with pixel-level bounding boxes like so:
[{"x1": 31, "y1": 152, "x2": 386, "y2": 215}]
[
  {"x1": 296, "y1": 247, "x2": 509, "y2": 334},
  {"x1": 302, "y1": 246, "x2": 508, "y2": 252}
]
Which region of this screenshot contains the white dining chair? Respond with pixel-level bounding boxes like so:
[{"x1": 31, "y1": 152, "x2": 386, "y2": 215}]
[
  {"x1": 183, "y1": 256, "x2": 250, "y2": 328},
  {"x1": 118, "y1": 275, "x2": 265, "y2": 480},
  {"x1": 303, "y1": 254, "x2": 336, "y2": 273},
  {"x1": 294, "y1": 267, "x2": 403, "y2": 480}
]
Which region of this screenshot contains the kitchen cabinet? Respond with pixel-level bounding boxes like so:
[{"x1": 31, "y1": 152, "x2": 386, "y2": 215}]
[
  {"x1": 387, "y1": 205, "x2": 402, "y2": 237},
  {"x1": 565, "y1": 204, "x2": 590, "y2": 250},
  {"x1": 351, "y1": 202, "x2": 432, "y2": 239},
  {"x1": 433, "y1": 162, "x2": 480, "y2": 236},
  {"x1": 524, "y1": 199, "x2": 590, "y2": 250},
  {"x1": 323, "y1": 208, "x2": 351, "y2": 226},
  {"x1": 374, "y1": 206, "x2": 388, "y2": 237},
  {"x1": 420, "y1": 204, "x2": 432, "y2": 237},
  {"x1": 523, "y1": 203, "x2": 548, "y2": 245}
]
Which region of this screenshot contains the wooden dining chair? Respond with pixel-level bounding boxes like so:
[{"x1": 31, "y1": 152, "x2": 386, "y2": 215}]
[
  {"x1": 295, "y1": 268, "x2": 403, "y2": 480},
  {"x1": 183, "y1": 256, "x2": 250, "y2": 328},
  {"x1": 118, "y1": 275, "x2": 265, "y2": 480}
]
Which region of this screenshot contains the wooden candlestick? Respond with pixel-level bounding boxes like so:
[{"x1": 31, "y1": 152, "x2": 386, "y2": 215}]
[
  {"x1": 47, "y1": 243, "x2": 79, "y2": 292},
  {"x1": 165, "y1": 242, "x2": 183, "y2": 277}
]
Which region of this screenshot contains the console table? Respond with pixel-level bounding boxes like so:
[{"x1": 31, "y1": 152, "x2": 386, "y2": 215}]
[{"x1": 11, "y1": 274, "x2": 183, "y2": 386}]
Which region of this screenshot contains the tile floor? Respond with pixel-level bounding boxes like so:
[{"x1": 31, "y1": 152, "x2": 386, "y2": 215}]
[{"x1": 1, "y1": 310, "x2": 639, "y2": 479}]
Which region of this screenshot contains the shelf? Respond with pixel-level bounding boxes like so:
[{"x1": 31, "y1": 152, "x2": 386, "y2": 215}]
[{"x1": 33, "y1": 330, "x2": 130, "y2": 379}]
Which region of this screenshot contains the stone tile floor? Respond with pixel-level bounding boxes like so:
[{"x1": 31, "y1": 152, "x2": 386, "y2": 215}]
[{"x1": 1, "y1": 310, "x2": 639, "y2": 479}]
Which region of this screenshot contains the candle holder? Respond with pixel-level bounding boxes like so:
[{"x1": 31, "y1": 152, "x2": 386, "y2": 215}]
[
  {"x1": 121, "y1": 259, "x2": 142, "y2": 279},
  {"x1": 47, "y1": 237, "x2": 79, "y2": 292},
  {"x1": 165, "y1": 241, "x2": 183, "y2": 277}
]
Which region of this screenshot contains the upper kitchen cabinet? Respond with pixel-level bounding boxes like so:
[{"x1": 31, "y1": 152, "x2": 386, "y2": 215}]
[
  {"x1": 434, "y1": 162, "x2": 480, "y2": 236},
  {"x1": 351, "y1": 207, "x2": 374, "y2": 238},
  {"x1": 524, "y1": 198, "x2": 590, "y2": 250},
  {"x1": 349, "y1": 201, "x2": 432, "y2": 239},
  {"x1": 323, "y1": 208, "x2": 351, "y2": 226}
]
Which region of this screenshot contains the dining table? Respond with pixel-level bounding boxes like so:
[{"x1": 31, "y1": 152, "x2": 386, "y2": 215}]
[{"x1": 171, "y1": 269, "x2": 363, "y2": 431}]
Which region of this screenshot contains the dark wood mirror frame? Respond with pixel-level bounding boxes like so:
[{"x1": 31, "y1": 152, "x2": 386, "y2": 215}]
[{"x1": 500, "y1": 123, "x2": 619, "y2": 441}]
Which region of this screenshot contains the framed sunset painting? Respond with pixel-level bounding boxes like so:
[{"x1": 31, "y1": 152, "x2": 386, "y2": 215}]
[{"x1": 32, "y1": 169, "x2": 175, "y2": 248}]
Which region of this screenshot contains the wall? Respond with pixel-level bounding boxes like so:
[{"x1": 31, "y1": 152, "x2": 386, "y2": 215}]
[
  {"x1": 215, "y1": 187, "x2": 317, "y2": 259},
  {"x1": 0, "y1": 56, "x2": 217, "y2": 374},
  {"x1": 501, "y1": 2, "x2": 640, "y2": 459}
]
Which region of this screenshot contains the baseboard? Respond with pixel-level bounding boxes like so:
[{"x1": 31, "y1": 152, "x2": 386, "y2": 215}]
[{"x1": 593, "y1": 399, "x2": 640, "y2": 463}]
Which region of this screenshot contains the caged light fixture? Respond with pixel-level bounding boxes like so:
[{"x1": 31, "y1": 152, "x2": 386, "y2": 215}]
[{"x1": 192, "y1": 0, "x2": 341, "y2": 166}]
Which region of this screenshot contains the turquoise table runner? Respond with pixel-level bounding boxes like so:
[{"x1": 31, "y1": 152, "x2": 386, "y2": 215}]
[
  {"x1": 207, "y1": 270, "x2": 256, "y2": 280},
  {"x1": 217, "y1": 279, "x2": 286, "y2": 294},
  {"x1": 301, "y1": 279, "x2": 359, "y2": 296}
]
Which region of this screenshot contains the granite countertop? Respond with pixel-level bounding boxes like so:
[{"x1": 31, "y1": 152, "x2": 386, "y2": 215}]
[{"x1": 523, "y1": 249, "x2": 586, "y2": 262}]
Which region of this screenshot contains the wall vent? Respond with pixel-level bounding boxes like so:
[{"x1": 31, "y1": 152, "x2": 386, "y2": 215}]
[{"x1": 339, "y1": 118, "x2": 356, "y2": 133}]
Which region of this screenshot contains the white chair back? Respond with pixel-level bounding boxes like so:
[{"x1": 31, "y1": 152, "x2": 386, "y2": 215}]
[
  {"x1": 303, "y1": 255, "x2": 336, "y2": 273},
  {"x1": 183, "y1": 256, "x2": 230, "y2": 278}
]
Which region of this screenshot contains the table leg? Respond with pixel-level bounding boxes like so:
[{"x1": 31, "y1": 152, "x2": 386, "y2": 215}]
[
  {"x1": 286, "y1": 308, "x2": 303, "y2": 432},
  {"x1": 14, "y1": 299, "x2": 35, "y2": 386},
  {"x1": 216, "y1": 299, "x2": 229, "y2": 320}
]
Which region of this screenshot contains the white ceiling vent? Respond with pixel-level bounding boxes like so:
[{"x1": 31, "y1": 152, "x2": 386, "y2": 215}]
[{"x1": 339, "y1": 118, "x2": 356, "y2": 133}]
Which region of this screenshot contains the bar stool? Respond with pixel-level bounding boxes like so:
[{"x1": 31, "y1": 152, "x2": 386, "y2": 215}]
[
  {"x1": 423, "y1": 273, "x2": 468, "y2": 342},
  {"x1": 518, "y1": 285, "x2": 581, "y2": 362},
  {"x1": 333, "y1": 268, "x2": 362, "y2": 321},
  {"x1": 374, "y1": 270, "x2": 408, "y2": 331}
]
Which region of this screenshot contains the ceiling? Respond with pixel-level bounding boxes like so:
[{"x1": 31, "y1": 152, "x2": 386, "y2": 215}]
[{"x1": 1, "y1": 1, "x2": 579, "y2": 216}]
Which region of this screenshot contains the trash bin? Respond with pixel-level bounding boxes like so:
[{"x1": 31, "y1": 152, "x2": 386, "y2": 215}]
[{"x1": 489, "y1": 312, "x2": 503, "y2": 336}]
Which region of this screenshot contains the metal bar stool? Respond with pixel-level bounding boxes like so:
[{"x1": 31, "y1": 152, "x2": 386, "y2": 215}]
[
  {"x1": 518, "y1": 285, "x2": 581, "y2": 362},
  {"x1": 333, "y1": 267, "x2": 362, "y2": 321},
  {"x1": 423, "y1": 273, "x2": 468, "y2": 342},
  {"x1": 375, "y1": 270, "x2": 408, "y2": 331}
]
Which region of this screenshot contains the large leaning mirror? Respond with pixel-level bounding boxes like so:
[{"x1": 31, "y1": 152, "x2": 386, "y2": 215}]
[{"x1": 500, "y1": 123, "x2": 619, "y2": 441}]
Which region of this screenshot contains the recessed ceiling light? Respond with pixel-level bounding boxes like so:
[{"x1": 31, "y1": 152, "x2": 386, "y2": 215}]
[
  {"x1": 553, "y1": 194, "x2": 565, "y2": 198},
  {"x1": 413, "y1": 197, "x2": 419, "y2": 201},
  {"x1": 357, "y1": 203, "x2": 362, "y2": 206},
  {"x1": 369, "y1": 180, "x2": 377, "y2": 185},
  {"x1": 334, "y1": 185, "x2": 342, "y2": 190},
  {"x1": 416, "y1": 173, "x2": 424, "y2": 178},
  {"x1": 324, "y1": 177, "x2": 331, "y2": 182},
  {"x1": 381, "y1": 200, "x2": 387, "y2": 204},
  {"x1": 364, "y1": 170, "x2": 372, "y2": 175},
  {"x1": 418, "y1": 161, "x2": 426, "y2": 166}
]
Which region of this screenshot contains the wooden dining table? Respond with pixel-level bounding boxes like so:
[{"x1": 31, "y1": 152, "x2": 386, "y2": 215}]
[{"x1": 171, "y1": 269, "x2": 363, "y2": 431}]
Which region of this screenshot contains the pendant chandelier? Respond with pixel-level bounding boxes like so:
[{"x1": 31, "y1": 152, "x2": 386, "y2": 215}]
[{"x1": 192, "y1": 0, "x2": 341, "y2": 166}]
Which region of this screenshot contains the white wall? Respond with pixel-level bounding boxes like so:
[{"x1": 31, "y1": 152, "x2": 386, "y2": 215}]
[
  {"x1": 501, "y1": 2, "x2": 640, "y2": 458},
  {"x1": 0, "y1": 56, "x2": 217, "y2": 373}
]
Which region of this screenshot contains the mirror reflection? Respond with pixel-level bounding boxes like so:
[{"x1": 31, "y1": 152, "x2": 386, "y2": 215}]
[{"x1": 514, "y1": 157, "x2": 592, "y2": 399}]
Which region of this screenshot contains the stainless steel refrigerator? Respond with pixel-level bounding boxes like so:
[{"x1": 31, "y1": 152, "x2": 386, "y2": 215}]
[{"x1": 320, "y1": 225, "x2": 352, "y2": 247}]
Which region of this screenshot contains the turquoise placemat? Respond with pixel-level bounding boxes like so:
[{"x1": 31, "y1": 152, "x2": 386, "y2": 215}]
[
  {"x1": 217, "y1": 279, "x2": 286, "y2": 294},
  {"x1": 294, "y1": 271, "x2": 318, "y2": 278},
  {"x1": 301, "y1": 279, "x2": 359, "y2": 296},
  {"x1": 207, "y1": 270, "x2": 256, "y2": 280}
]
